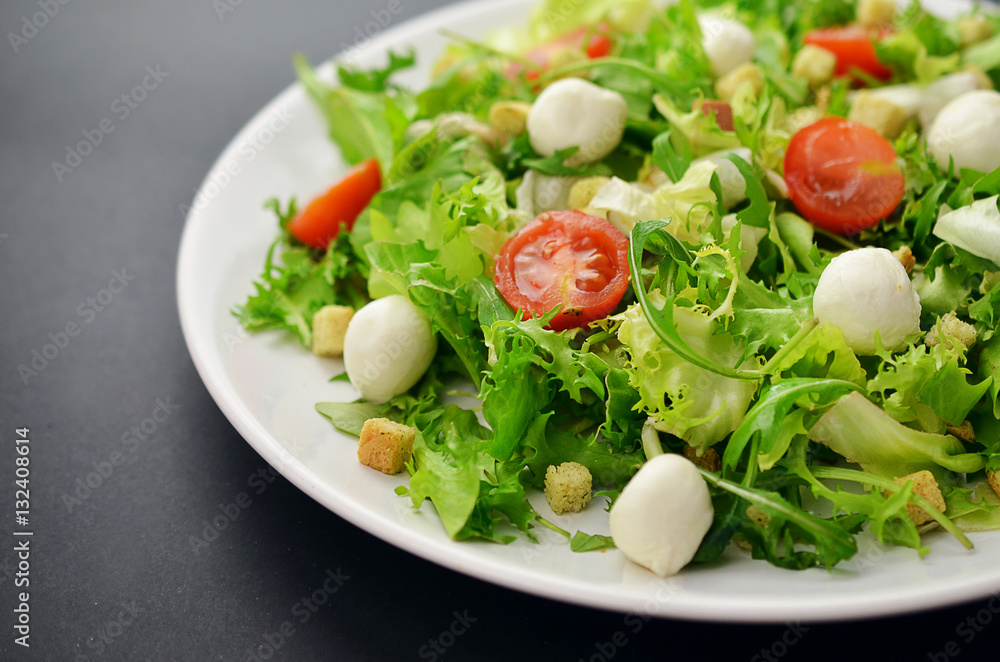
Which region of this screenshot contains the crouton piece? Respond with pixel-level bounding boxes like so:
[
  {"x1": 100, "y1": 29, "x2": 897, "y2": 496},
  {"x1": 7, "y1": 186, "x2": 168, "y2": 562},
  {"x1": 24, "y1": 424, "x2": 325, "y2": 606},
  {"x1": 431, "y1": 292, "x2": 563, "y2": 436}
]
[
  {"x1": 488, "y1": 101, "x2": 532, "y2": 137},
  {"x1": 683, "y1": 445, "x2": 721, "y2": 472},
  {"x1": 746, "y1": 505, "x2": 770, "y2": 527},
  {"x1": 893, "y1": 470, "x2": 946, "y2": 525},
  {"x1": 791, "y1": 45, "x2": 837, "y2": 88},
  {"x1": 544, "y1": 462, "x2": 593, "y2": 515},
  {"x1": 715, "y1": 63, "x2": 764, "y2": 103},
  {"x1": 989, "y1": 469, "x2": 1000, "y2": 499},
  {"x1": 857, "y1": 0, "x2": 896, "y2": 30},
  {"x1": 568, "y1": 176, "x2": 611, "y2": 210},
  {"x1": 848, "y1": 91, "x2": 908, "y2": 139},
  {"x1": 947, "y1": 420, "x2": 976, "y2": 444},
  {"x1": 958, "y1": 16, "x2": 994, "y2": 48},
  {"x1": 357, "y1": 418, "x2": 416, "y2": 475},
  {"x1": 892, "y1": 246, "x2": 915, "y2": 274},
  {"x1": 312, "y1": 305, "x2": 354, "y2": 357},
  {"x1": 924, "y1": 312, "x2": 977, "y2": 350}
]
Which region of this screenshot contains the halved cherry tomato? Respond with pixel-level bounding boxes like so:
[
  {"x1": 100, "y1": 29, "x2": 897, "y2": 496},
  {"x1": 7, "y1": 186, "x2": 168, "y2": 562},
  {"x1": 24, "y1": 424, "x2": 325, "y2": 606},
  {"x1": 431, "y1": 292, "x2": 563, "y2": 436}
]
[
  {"x1": 494, "y1": 210, "x2": 630, "y2": 331},
  {"x1": 784, "y1": 118, "x2": 904, "y2": 235},
  {"x1": 506, "y1": 24, "x2": 613, "y2": 81},
  {"x1": 804, "y1": 26, "x2": 892, "y2": 81},
  {"x1": 287, "y1": 158, "x2": 381, "y2": 249}
]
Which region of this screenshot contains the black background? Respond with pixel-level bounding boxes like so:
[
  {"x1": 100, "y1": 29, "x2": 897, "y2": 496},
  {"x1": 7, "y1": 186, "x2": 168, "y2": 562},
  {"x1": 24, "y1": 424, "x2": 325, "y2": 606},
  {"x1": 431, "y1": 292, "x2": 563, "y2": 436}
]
[{"x1": 2, "y1": 0, "x2": 999, "y2": 660}]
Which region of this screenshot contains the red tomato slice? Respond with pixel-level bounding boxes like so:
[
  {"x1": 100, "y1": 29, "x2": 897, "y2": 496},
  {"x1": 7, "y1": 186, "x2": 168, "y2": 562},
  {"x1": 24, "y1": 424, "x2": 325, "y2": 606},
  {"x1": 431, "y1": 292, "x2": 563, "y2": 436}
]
[
  {"x1": 784, "y1": 117, "x2": 904, "y2": 235},
  {"x1": 507, "y1": 24, "x2": 613, "y2": 80},
  {"x1": 287, "y1": 158, "x2": 381, "y2": 249},
  {"x1": 804, "y1": 26, "x2": 892, "y2": 81},
  {"x1": 494, "y1": 210, "x2": 630, "y2": 331}
]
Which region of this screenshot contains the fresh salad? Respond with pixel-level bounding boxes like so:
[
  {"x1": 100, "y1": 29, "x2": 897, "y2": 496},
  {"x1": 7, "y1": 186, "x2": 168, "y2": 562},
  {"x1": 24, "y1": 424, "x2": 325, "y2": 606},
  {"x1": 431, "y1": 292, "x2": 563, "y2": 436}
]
[{"x1": 236, "y1": 0, "x2": 1000, "y2": 576}]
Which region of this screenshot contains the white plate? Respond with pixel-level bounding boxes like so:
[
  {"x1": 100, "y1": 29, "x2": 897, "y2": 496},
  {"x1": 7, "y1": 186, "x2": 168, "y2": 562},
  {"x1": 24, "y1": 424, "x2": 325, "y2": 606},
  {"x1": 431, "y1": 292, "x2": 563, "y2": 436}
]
[{"x1": 177, "y1": 0, "x2": 1000, "y2": 622}]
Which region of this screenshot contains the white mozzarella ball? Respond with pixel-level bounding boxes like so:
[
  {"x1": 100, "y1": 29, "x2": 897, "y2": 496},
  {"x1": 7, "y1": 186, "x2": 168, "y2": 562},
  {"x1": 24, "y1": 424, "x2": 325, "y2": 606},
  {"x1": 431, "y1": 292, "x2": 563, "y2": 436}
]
[
  {"x1": 698, "y1": 15, "x2": 756, "y2": 78},
  {"x1": 343, "y1": 295, "x2": 436, "y2": 405},
  {"x1": 695, "y1": 147, "x2": 752, "y2": 210},
  {"x1": 812, "y1": 247, "x2": 921, "y2": 355},
  {"x1": 927, "y1": 90, "x2": 1000, "y2": 174},
  {"x1": 527, "y1": 78, "x2": 628, "y2": 166},
  {"x1": 609, "y1": 453, "x2": 714, "y2": 577}
]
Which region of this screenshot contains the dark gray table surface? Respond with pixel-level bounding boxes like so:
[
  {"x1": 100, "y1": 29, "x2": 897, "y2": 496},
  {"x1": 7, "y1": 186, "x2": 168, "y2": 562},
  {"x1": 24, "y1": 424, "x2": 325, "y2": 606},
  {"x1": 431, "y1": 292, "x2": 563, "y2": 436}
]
[{"x1": 2, "y1": 0, "x2": 999, "y2": 660}]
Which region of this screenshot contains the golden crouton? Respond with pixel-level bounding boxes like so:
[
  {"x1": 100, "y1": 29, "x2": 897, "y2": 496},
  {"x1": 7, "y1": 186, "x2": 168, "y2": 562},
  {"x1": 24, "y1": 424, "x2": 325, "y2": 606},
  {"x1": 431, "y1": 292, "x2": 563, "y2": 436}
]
[
  {"x1": 683, "y1": 445, "x2": 721, "y2": 473},
  {"x1": 989, "y1": 469, "x2": 1000, "y2": 499},
  {"x1": 857, "y1": 0, "x2": 896, "y2": 30},
  {"x1": 791, "y1": 45, "x2": 837, "y2": 88},
  {"x1": 947, "y1": 420, "x2": 976, "y2": 444},
  {"x1": 568, "y1": 176, "x2": 611, "y2": 210},
  {"x1": 893, "y1": 470, "x2": 946, "y2": 525},
  {"x1": 924, "y1": 311, "x2": 978, "y2": 350},
  {"x1": 715, "y1": 63, "x2": 764, "y2": 103},
  {"x1": 746, "y1": 505, "x2": 770, "y2": 527},
  {"x1": 488, "y1": 101, "x2": 532, "y2": 137},
  {"x1": 892, "y1": 246, "x2": 915, "y2": 274},
  {"x1": 312, "y1": 305, "x2": 354, "y2": 357},
  {"x1": 544, "y1": 462, "x2": 593, "y2": 515},
  {"x1": 358, "y1": 418, "x2": 416, "y2": 475},
  {"x1": 958, "y1": 16, "x2": 994, "y2": 48},
  {"x1": 848, "y1": 91, "x2": 908, "y2": 139}
]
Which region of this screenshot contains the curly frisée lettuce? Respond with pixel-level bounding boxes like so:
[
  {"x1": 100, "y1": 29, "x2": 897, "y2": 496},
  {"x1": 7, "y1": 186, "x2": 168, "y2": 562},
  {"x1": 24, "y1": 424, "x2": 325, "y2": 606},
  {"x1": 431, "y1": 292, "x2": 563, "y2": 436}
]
[{"x1": 236, "y1": 0, "x2": 1000, "y2": 576}]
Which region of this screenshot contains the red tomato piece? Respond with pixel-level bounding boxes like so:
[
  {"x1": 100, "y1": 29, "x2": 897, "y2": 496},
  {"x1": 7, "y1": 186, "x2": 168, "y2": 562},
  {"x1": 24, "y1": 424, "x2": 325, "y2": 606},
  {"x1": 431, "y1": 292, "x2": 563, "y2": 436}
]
[
  {"x1": 507, "y1": 24, "x2": 614, "y2": 81},
  {"x1": 494, "y1": 210, "x2": 630, "y2": 331},
  {"x1": 288, "y1": 158, "x2": 381, "y2": 249},
  {"x1": 696, "y1": 99, "x2": 734, "y2": 132},
  {"x1": 584, "y1": 32, "x2": 613, "y2": 59},
  {"x1": 784, "y1": 117, "x2": 904, "y2": 235},
  {"x1": 804, "y1": 26, "x2": 892, "y2": 81}
]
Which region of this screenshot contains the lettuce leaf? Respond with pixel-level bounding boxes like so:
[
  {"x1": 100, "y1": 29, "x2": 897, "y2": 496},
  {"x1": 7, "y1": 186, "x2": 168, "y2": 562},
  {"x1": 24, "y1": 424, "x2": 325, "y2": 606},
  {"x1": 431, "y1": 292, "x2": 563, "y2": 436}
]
[
  {"x1": 620, "y1": 300, "x2": 758, "y2": 451},
  {"x1": 807, "y1": 392, "x2": 987, "y2": 478}
]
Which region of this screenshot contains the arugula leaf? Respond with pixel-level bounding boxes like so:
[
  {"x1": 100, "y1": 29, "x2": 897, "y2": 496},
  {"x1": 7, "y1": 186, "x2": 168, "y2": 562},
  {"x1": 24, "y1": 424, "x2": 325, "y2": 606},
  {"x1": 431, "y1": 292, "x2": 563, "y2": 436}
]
[
  {"x1": 651, "y1": 129, "x2": 693, "y2": 182},
  {"x1": 336, "y1": 49, "x2": 416, "y2": 92},
  {"x1": 722, "y1": 377, "x2": 863, "y2": 475},
  {"x1": 315, "y1": 401, "x2": 390, "y2": 437},
  {"x1": 510, "y1": 141, "x2": 613, "y2": 178},
  {"x1": 695, "y1": 466, "x2": 857, "y2": 569},
  {"x1": 724, "y1": 153, "x2": 771, "y2": 229},
  {"x1": 571, "y1": 531, "x2": 616, "y2": 552}
]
